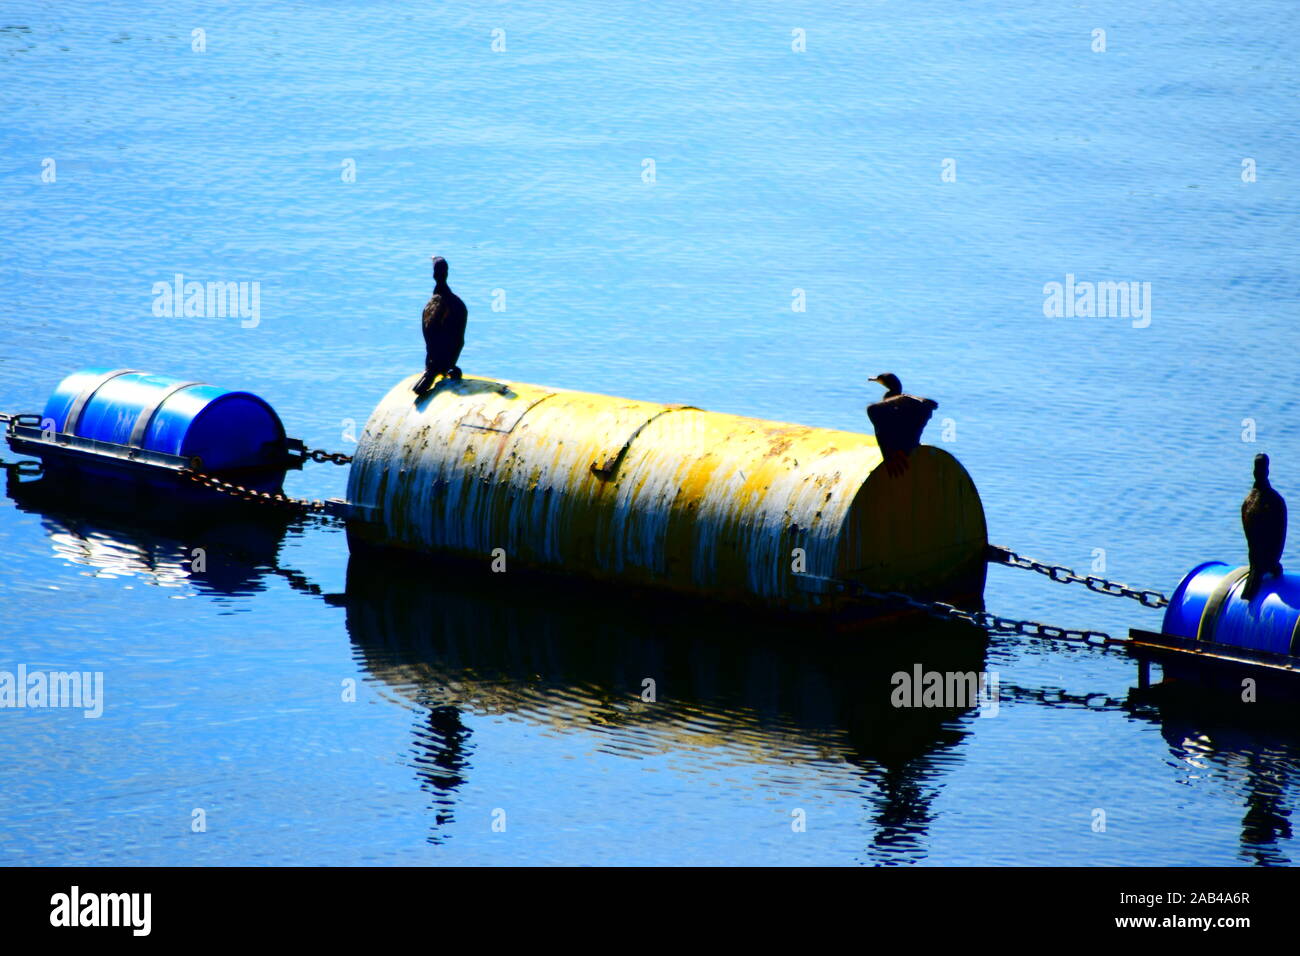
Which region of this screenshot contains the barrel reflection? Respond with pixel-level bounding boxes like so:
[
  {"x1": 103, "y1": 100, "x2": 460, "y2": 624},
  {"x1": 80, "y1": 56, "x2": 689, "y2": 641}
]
[
  {"x1": 342, "y1": 551, "x2": 990, "y2": 860},
  {"x1": 5, "y1": 468, "x2": 303, "y2": 597},
  {"x1": 5, "y1": 464, "x2": 996, "y2": 862},
  {"x1": 1134, "y1": 686, "x2": 1300, "y2": 867}
]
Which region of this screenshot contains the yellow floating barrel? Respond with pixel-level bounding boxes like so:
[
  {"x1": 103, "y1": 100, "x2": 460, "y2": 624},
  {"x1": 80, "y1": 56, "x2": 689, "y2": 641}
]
[{"x1": 345, "y1": 374, "x2": 988, "y2": 619}]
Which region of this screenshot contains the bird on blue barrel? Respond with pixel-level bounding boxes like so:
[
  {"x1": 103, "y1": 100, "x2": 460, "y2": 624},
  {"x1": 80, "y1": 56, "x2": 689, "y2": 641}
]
[
  {"x1": 1158, "y1": 455, "x2": 1293, "y2": 653},
  {"x1": 1242, "y1": 453, "x2": 1287, "y2": 600}
]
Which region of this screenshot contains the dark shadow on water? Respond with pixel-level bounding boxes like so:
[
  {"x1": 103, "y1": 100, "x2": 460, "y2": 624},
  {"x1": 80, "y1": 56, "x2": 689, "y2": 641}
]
[{"x1": 340, "y1": 550, "x2": 991, "y2": 861}]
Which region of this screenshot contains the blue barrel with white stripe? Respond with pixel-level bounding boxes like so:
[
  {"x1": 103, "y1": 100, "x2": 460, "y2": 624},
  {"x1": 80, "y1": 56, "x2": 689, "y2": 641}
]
[
  {"x1": 1162, "y1": 561, "x2": 1300, "y2": 656},
  {"x1": 42, "y1": 368, "x2": 288, "y2": 474}
]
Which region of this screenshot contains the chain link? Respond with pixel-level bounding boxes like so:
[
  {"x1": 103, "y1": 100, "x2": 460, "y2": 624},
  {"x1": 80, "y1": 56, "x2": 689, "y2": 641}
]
[
  {"x1": 987, "y1": 545, "x2": 1169, "y2": 608},
  {"x1": 1, "y1": 458, "x2": 43, "y2": 477},
  {"x1": 178, "y1": 468, "x2": 335, "y2": 516},
  {"x1": 824, "y1": 577, "x2": 1126, "y2": 648},
  {"x1": 3, "y1": 412, "x2": 46, "y2": 432},
  {"x1": 2, "y1": 413, "x2": 40, "y2": 476},
  {"x1": 304, "y1": 447, "x2": 353, "y2": 465},
  {"x1": 998, "y1": 680, "x2": 1130, "y2": 711}
]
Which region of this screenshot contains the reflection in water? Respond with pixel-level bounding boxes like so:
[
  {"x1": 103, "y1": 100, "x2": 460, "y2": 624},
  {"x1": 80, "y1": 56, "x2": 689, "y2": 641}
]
[
  {"x1": 5, "y1": 469, "x2": 306, "y2": 598},
  {"x1": 14, "y1": 464, "x2": 1300, "y2": 864},
  {"x1": 1134, "y1": 687, "x2": 1300, "y2": 867},
  {"x1": 341, "y1": 552, "x2": 990, "y2": 861},
  {"x1": 413, "y1": 704, "x2": 472, "y2": 832},
  {"x1": 1239, "y1": 756, "x2": 1294, "y2": 866}
]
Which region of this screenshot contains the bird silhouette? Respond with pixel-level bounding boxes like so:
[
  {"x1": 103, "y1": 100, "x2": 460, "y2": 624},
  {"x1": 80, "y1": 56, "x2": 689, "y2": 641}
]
[
  {"x1": 1241, "y1": 453, "x2": 1286, "y2": 600},
  {"x1": 867, "y1": 373, "x2": 938, "y2": 478},
  {"x1": 413, "y1": 256, "x2": 468, "y2": 395}
]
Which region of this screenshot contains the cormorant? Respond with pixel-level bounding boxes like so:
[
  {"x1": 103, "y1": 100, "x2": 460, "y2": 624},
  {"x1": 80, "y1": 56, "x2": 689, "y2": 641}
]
[
  {"x1": 867, "y1": 373, "x2": 938, "y2": 478},
  {"x1": 1241, "y1": 453, "x2": 1287, "y2": 600},
  {"x1": 413, "y1": 256, "x2": 469, "y2": 395}
]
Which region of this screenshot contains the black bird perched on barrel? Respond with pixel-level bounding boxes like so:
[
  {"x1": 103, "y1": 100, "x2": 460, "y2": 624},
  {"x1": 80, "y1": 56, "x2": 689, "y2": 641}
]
[
  {"x1": 1241, "y1": 453, "x2": 1287, "y2": 600},
  {"x1": 867, "y1": 373, "x2": 938, "y2": 478},
  {"x1": 413, "y1": 256, "x2": 469, "y2": 395}
]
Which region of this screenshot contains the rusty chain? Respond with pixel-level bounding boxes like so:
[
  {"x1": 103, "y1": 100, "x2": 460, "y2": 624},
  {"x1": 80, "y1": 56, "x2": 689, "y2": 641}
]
[
  {"x1": 178, "y1": 468, "x2": 335, "y2": 516},
  {"x1": 821, "y1": 577, "x2": 1127, "y2": 648},
  {"x1": 987, "y1": 545, "x2": 1169, "y2": 608}
]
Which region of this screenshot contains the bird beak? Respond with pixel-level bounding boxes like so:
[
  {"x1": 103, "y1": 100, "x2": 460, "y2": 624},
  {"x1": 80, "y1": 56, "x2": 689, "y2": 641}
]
[{"x1": 868, "y1": 376, "x2": 881, "y2": 384}]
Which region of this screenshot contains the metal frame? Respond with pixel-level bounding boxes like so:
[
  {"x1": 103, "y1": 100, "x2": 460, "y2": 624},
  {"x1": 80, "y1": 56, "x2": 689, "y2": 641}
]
[
  {"x1": 1128, "y1": 627, "x2": 1300, "y2": 689},
  {"x1": 8, "y1": 422, "x2": 197, "y2": 473},
  {"x1": 7, "y1": 422, "x2": 306, "y2": 477},
  {"x1": 127, "y1": 380, "x2": 203, "y2": 447},
  {"x1": 61, "y1": 368, "x2": 141, "y2": 435}
]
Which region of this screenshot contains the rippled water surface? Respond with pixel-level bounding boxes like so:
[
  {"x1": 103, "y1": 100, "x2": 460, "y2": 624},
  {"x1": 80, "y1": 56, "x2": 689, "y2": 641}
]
[{"x1": 1, "y1": 1, "x2": 1299, "y2": 865}]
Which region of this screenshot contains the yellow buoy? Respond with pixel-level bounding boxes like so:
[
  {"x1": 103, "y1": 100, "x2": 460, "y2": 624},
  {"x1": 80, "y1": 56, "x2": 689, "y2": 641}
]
[{"x1": 345, "y1": 375, "x2": 987, "y2": 620}]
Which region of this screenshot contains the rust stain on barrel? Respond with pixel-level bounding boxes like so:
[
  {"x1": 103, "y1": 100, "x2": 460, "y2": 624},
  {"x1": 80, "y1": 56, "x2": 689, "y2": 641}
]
[{"x1": 346, "y1": 374, "x2": 988, "y2": 614}]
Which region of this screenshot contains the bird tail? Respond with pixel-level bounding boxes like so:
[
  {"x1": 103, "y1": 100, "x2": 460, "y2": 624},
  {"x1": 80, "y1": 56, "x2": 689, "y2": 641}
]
[{"x1": 1241, "y1": 571, "x2": 1260, "y2": 601}]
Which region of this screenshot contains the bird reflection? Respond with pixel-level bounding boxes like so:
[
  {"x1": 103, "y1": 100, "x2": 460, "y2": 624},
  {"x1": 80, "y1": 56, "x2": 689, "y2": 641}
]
[
  {"x1": 1134, "y1": 686, "x2": 1300, "y2": 866},
  {"x1": 411, "y1": 704, "x2": 472, "y2": 839},
  {"x1": 341, "y1": 549, "x2": 990, "y2": 859},
  {"x1": 867, "y1": 762, "x2": 947, "y2": 864},
  {"x1": 1241, "y1": 760, "x2": 1292, "y2": 866}
]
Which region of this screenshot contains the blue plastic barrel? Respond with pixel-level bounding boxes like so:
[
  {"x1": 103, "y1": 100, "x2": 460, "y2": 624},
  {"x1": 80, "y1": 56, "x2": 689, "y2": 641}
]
[
  {"x1": 1162, "y1": 561, "x2": 1300, "y2": 656},
  {"x1": 42, "y1": 368, "x2": 287, "y2": 472}
]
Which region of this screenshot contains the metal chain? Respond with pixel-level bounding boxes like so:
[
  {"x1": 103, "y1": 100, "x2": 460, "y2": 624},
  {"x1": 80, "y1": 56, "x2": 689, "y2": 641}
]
[
  {"x1": 2, "y1": 412, "x2": 44, "y2": 433},
  {"x1": 823, "y1": 577, "x2": 1126, "y2": 648},
  {"x1": 2, "y1": 414, "x2": 41, "y2": 477},
  {"x1": 987, "y1": 545, "x2": 1169, "y2": 608},
  {"x1": 998, "y1": 680, "x2": 1130, "y2": 711},
  {"x1": 0, "y1": 458, "x2": 43, "y2": 477},
  {"x1": 178, "y1": 468, "x2": 335, "y2": 516},
  {"x1": 304, "y1": 447, "x2": 353, "y2": 465}
]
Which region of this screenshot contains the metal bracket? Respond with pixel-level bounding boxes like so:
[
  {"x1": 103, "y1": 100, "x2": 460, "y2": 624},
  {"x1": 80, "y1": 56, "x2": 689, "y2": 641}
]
[
  {"x1": 61, "y1": 368, "x2": 140, "y2": 436},
  {"x1": 284, "y1": 437, "x2": 308, "y2": 469},
  {"x1": 127, "y1": 381, "x2": 203, "y2": 447},
  {"x1": 9, "y1": 422, "x2": 195, "y2": 472}
]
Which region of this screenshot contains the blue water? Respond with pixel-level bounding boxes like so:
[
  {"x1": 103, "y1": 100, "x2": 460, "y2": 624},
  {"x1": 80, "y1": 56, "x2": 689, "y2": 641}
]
[{"x1": 2, "y1": 1, "x2": 1299, "y2": 865}]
